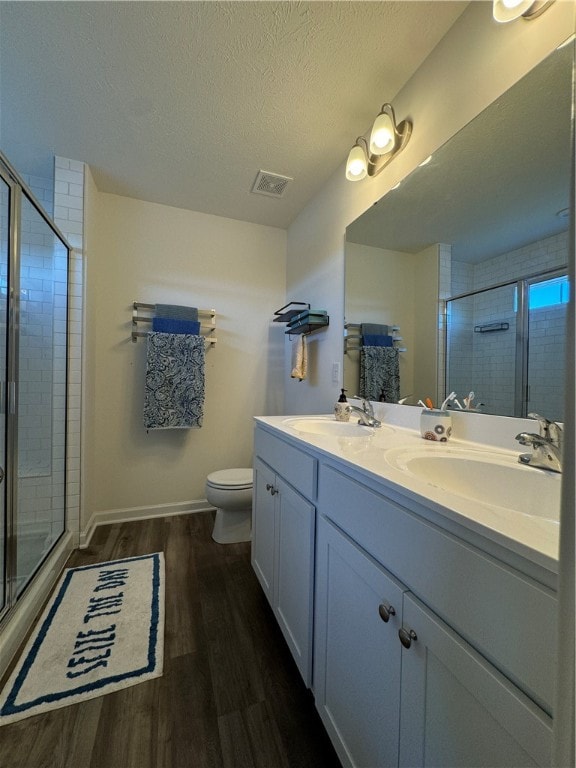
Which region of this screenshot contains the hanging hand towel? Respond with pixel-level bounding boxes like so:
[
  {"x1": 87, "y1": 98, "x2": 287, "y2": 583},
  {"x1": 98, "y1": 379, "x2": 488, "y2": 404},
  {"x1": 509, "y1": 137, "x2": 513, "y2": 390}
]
[
  {"x1": 291, "y1": 335, "x2": 307, "y2": 381},
  {"x1": 144, "y1": 332, "x2": 205, "y2": 429},
  {"x1": 359, "y1": 346, "x2": 400, "y2": 403}
]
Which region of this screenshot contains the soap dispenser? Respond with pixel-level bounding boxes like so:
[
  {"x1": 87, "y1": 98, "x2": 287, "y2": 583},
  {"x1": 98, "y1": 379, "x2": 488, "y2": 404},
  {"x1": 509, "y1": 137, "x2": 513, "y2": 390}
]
[{"x1": 334, "y1": 389, "x2": 351, "y2": 422}]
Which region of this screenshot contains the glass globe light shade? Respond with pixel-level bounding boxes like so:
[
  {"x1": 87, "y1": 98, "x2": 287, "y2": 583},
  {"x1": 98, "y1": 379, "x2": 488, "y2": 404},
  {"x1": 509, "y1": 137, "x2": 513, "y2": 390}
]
[
  {"x1": 346, "y1": 144, "x2": 368, "y2": 181},
  {"x1": 493, "y1": 0, "x2": 536, "y2": 22},
  {"x1": 369, "y1": 111, "x2": 395, "y2": 156}
]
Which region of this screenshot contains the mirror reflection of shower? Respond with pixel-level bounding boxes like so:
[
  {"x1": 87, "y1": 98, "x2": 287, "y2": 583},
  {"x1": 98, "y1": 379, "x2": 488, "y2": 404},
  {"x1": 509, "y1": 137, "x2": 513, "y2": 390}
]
[{"x1": 446, "y1": 262, "x2": 568, "y2": 421}]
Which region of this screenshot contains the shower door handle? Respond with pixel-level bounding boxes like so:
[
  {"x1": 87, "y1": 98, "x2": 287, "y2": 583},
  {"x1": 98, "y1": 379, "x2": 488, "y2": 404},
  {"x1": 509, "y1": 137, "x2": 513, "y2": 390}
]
[{"x1": 0, "y1": 467, "x2": 4, "y2": 483}]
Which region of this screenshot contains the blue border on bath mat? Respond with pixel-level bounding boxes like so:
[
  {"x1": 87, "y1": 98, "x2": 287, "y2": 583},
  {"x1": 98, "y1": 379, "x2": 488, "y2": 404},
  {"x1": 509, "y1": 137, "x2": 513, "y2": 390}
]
[{"x1": 0, "y1": 552, "x2": 163, "y2": 717}]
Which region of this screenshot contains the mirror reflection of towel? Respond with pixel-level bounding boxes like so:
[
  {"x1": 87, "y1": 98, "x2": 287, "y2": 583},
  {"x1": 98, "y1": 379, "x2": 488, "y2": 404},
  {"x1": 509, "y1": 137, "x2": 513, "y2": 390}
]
[
  {"x1": 360, "y1": 346, "x2": 400, "y2": 402},
  {"x1": 362, "y1": 334, "x2": 393, "y2": 347},
  {"x1": 291, "y1": 335, "x2": 307, "y2": 381}
]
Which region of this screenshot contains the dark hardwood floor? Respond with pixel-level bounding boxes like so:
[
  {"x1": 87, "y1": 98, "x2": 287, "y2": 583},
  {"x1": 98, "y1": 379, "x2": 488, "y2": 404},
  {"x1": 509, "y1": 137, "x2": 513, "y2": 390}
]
[{"x1": 0, "y1": 513, "x2": 341, "y2": 768}]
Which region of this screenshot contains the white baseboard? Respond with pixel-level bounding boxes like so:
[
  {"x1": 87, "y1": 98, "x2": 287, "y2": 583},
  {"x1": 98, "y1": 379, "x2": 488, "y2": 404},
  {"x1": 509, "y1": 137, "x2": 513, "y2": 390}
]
[{"x1": 79, "y1": 499, "x2": 214, "y2": 549}]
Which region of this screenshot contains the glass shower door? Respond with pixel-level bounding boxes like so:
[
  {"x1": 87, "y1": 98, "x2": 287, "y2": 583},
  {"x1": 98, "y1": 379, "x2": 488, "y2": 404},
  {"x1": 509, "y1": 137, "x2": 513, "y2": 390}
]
[
  {"x1": 446, "y1": 272, "x2": 568, "y2": 419},
  {"x1": 0, "y1": 177, "x2": 8, "y2": 613},
  {"x1": 15, "y1": 193, "x2": 68, "y2": 595}
]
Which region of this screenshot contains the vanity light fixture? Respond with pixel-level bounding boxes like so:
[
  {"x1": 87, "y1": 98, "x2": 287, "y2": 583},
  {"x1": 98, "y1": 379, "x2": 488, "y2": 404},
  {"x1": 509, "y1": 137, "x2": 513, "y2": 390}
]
[
  {"x1": 492, "y1": 0, "x2": 555, "y2": 23},
  {"x1": 345, "y1": 103, "x2": 412, "y2": 182}
]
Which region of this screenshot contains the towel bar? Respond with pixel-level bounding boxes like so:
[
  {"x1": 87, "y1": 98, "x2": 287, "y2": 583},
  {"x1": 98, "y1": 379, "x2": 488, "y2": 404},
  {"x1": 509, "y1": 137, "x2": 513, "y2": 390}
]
[
  {"x1": 344, "y1": 323, "x2": 406, "y2": 354},
  {"x1": 131, "y1": 301, "x2": 217, "y2": 346}
]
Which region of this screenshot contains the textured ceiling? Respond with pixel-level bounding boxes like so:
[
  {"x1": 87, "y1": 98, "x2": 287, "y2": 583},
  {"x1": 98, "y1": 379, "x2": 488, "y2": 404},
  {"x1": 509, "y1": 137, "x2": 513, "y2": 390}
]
[{"x1": 0, "y1": 1, "x2": 468, "y2": 229}]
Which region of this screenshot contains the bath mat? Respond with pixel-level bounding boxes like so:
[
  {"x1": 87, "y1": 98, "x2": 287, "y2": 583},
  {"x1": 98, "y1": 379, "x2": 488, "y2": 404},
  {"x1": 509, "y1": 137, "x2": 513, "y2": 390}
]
[{"x1": 0, "y1": 552, "x2": 164, "y2": 725}]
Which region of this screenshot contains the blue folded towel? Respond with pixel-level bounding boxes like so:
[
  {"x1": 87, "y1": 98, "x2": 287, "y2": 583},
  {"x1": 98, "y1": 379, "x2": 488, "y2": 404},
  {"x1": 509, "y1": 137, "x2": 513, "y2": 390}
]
[
  {"x1": 361, "y1": 323, "x2": 389, "y2": 336},
  {"x1": 363, "y1": 334, "x2": 394, "y2": 347},
  {"x1": 152, "y1": 317, "x2": 201, "y2": 335},
  {"x1": 155, "y1": 304, "x2": 198, "y2": 322}
]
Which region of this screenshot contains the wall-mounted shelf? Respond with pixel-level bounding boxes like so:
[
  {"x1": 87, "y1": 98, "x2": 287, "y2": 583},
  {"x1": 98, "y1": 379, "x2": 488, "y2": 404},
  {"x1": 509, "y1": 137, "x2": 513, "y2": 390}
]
[
  {"x1": 274, "y1": 302, "x2": 329, "y2": 336},
  {"x1": 273, "y1": 302, "x2": 310, "y2": 324},
  {"x1": 131, "y1": 302, "x2": 217, "y2": 345}
]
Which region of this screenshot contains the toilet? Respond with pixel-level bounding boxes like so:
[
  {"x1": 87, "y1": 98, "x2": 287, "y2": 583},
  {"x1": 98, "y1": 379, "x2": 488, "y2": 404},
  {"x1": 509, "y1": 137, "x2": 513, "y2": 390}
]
[{"x1": 206, "y1": 468, "x2": 253, "y2": 544}]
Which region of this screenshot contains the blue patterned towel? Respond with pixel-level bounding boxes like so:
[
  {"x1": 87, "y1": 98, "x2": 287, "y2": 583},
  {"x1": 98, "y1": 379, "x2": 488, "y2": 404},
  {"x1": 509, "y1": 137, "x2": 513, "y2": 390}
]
[
  {"x1": 144, "y1": 333, "x2": 205, "y2": 430},
  {"x1": 152, "y1": 317, "x2": 201, "y2": 335},
  {"x1": 155, "y1": 304, "x2": 198, "y2": 322},
  {"x1": 359, "y1": 346, "x2": 400, "y2": 403}
]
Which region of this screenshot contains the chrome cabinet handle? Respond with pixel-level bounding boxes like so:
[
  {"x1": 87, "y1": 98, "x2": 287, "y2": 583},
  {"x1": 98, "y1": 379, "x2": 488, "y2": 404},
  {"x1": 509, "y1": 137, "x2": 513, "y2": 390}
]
[
  {"x1": 378, "y1": 603, "x2": 396, "y2": 623},
  {"x1": 399, "y1": 627, "x2": 418, "y2": 649},
  {"x1": 265, "y1": 483, "x2": 278, "y2": 496}
]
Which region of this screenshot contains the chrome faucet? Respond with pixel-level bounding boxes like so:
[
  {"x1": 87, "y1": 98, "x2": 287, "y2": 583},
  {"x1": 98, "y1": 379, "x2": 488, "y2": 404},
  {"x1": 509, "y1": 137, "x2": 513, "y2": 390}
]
[
  {"x1": 350, "y1": 397, "x2": 381, "y2": 428},
  {"x1": 515, "y1": 413, "x2": 562, "y2": 473}
]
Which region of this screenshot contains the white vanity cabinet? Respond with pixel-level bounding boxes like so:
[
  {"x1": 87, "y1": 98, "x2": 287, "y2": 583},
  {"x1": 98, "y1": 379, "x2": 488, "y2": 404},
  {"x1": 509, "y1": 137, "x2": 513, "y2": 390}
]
[
  {"x1": 398, "y1": 592, "x2": 551, "y2": 768},
  {"x1": 314, "y1": 462, "x2": 556, "y2": 768},
  {"x1": 251, "y1": 425, "x2": 317, "y2": 685},
  {"x1": 314, "y1": 515, "x2": 406, "y2": 768}
]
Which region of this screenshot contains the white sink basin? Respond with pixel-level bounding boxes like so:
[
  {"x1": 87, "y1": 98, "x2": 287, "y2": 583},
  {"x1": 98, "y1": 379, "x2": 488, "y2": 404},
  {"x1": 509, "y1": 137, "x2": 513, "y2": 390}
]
[
  {"x1": 283, "y1": 417, "x2": 379, "y2": 438},
  {"x1": 384, "y1": 445, "x2": 561, "y2": 521}
]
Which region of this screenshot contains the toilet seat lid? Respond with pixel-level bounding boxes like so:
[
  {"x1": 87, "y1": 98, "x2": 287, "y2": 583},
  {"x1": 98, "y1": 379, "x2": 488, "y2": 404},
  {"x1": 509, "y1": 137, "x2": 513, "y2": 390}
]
[{"x1": 207, "y1": 468, "x2": 253, "y2": 490}]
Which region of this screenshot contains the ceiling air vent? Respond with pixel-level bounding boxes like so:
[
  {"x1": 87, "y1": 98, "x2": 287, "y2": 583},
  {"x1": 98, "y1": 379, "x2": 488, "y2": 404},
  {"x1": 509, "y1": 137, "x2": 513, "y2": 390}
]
[{"x1": 251, "y1": 170, "x2": 293, "y2": 198}]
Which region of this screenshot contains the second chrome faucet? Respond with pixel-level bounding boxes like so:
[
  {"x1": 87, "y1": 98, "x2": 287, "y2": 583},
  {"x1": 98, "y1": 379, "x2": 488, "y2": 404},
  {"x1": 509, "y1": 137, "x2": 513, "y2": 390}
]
[{"x1": 515, "y1": 412, "x2": 562, "y2": 473}]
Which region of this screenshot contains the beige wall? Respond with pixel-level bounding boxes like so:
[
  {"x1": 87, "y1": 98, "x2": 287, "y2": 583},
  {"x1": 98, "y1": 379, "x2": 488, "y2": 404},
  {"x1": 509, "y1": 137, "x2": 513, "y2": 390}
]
[
  {"x1": 344, "y1": 242, "x2": 417, "y2": 397},
  {"x1": 285, "y1": 0, "x2": 575, "y2": 415},
  {"x1": 82, "y1": 181, "x2": 286, "y2": 527}
]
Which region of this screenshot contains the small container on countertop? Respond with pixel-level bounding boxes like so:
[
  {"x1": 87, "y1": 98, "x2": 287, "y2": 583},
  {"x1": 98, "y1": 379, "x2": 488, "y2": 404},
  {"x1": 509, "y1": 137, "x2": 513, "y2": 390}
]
[
  {"x1": 334, "y1": 389, "x2": 352, "y2": 422},
  {"x1": 420, "y1": 409, "x2": 452, "y2": 442}
]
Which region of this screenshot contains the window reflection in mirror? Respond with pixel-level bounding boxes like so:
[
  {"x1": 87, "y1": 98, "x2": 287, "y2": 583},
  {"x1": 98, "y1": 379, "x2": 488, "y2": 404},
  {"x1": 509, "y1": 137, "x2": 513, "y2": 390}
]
[{"x1": 344, "y1": 42, "x2": 573, "y2": 420}]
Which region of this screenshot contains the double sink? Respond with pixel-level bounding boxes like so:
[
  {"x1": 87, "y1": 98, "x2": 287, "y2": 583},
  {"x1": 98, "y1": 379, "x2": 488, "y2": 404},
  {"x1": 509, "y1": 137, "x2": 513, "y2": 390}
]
[{"x1": 282, "y1": 416, "x2": 561, "y2": 523}]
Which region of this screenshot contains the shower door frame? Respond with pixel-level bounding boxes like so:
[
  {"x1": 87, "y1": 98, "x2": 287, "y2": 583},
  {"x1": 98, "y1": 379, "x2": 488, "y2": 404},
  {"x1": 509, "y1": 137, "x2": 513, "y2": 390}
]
[
  {"x1": 0, "y1": 153, "x2": 72, "y2": 625},
  {"x1": 445, "y1": 265, "x2": 568, "y2": 419}
]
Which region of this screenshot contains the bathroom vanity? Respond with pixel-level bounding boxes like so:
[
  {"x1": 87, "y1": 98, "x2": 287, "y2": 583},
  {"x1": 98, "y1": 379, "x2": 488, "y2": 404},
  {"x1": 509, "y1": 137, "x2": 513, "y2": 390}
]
[{"x1": 251, "y1": 407, "x2": 559, "y2": 768}]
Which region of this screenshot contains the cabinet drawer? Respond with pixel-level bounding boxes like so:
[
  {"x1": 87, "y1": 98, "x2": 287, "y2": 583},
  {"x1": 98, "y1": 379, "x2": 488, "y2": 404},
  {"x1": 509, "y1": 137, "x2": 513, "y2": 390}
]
[
  {"x1": 255, "y1": 427, "x2": 317, "y2": 500},
  {"x1": 319, "y1": 463, "x2": 557, "y2": 713}
]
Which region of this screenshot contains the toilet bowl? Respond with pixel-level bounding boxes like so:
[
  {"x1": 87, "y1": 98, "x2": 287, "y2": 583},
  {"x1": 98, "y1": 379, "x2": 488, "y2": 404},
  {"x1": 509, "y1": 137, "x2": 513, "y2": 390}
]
[{"x1": 206, "y1": 468, "x2": 253, "y2": 544}]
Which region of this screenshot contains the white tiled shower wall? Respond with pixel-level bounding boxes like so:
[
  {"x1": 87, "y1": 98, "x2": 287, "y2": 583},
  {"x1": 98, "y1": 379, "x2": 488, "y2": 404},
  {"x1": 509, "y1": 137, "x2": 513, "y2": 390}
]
[
  {"x1": 448, "y1": 231, "x2": 568, "y2": 418},
  {"x1": 54, "y1": 157, "x2": 83, "y2": 548}
]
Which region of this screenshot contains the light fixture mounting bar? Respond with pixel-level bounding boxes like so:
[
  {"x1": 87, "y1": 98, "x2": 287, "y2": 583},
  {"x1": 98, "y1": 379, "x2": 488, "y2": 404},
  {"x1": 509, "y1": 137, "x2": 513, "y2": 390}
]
[{"x1": 368, "y1": 117, "x2": 412, "y2": 177}]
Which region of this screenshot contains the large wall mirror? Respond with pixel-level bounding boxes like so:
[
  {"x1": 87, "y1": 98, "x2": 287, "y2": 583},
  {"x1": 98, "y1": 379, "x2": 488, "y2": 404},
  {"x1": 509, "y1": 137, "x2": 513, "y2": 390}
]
[{"x1": 344, "y1": 42, "x2": 573, "y2": 421}]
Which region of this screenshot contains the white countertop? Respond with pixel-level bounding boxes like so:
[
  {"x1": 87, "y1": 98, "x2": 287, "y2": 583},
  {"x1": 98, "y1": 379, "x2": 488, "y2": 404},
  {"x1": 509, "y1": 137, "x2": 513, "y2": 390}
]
[{"x1": 255, "y1": 408, "x2": 560, "y2": 577}]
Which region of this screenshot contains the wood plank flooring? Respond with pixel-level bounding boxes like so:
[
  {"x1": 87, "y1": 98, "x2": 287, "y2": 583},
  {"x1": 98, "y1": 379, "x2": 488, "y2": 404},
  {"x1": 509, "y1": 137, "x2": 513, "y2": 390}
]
[{"x1": 0, "y1": 513, "x2": 341, "y2": 768}]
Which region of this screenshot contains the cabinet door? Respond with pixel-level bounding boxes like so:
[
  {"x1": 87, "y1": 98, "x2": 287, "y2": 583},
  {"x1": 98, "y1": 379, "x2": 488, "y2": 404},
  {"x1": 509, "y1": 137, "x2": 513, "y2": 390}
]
[
  {"x1": 314, "y1": 516, "x2": 405, "y2": 768},
  {"x1": 251, "y1": 457, "x2": 276, "y2": 606},
  {"x1": 274, "y1": 477, "x2": 315, "y2": 685},
  {"x1": 399, "y1": 592, "x2": 552, "y2": 768}
]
